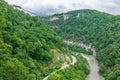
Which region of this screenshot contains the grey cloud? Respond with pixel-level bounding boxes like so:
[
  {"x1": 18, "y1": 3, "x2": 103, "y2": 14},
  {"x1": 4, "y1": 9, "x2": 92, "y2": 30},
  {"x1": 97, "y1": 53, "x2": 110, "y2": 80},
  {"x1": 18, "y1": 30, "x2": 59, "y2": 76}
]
[{"x1": 5, "y1": 0, "x2": 120, "y2": 16}]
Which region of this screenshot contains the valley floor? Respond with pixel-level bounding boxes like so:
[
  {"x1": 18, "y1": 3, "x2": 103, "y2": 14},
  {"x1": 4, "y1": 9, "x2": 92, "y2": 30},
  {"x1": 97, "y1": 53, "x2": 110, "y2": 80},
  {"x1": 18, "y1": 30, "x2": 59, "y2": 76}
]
[
  {"x1": 64, "y1": 40, "x2": 105, "y2": 80},
  {"x1": 43, "y1": 40, "x2": 104, "y2": 80}
]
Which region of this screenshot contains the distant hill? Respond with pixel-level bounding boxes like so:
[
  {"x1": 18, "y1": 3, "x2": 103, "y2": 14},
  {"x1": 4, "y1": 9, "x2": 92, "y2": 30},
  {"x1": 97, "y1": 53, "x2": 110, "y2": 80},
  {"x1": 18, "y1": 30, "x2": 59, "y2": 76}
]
[{"x1": 44, "y1": 9, "x2": 120, "y2": 80}]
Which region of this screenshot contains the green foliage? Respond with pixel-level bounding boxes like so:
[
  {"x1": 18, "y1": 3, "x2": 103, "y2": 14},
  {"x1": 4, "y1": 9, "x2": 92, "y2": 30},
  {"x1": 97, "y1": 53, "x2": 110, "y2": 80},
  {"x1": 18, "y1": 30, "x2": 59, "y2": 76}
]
[
  {"x1": 67, "y1": 44, "x2": 93, "y2": 55},
  {"x1": 49, "y1": 73, "x2": 63, "y2": 80},
  {"x1": 0, "y1": 55, "x2": 29, "y2": 80},
  {"x1": 0, "y1": 0, "x2": 65, "y2": 79},
  {"x1": 44, "y1": 9, "x2": 120, "y2": 79}
]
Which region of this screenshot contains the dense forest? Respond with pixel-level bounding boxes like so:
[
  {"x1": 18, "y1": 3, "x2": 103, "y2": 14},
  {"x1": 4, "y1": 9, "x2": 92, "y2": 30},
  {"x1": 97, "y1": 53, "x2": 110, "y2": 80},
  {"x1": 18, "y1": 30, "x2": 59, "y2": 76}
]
[
  {"x1": 0, "y1": 0, "x2": 65, "y2": 79},
  {"x1": 0, "y1": 0, "x2": 90, "y2": 80},
  {"x1": 44, "y1": 10, "x2": 120, "y2": 79}
]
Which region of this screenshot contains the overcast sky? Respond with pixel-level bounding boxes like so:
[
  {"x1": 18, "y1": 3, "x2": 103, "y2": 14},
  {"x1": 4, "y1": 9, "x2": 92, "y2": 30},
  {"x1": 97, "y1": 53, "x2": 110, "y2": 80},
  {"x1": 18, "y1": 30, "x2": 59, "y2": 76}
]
[{"x1": 5, "y1": 0, "x2": 120, "y2": 16}]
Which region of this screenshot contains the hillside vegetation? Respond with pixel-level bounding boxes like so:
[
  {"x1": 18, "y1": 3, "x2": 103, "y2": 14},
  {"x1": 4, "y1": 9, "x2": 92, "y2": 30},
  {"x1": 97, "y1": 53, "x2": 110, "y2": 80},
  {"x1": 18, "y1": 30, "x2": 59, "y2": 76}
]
[
  {"x1": 44, "y1": 9, "x2": 120, "y2": 80},
  {"x1": 0, "y1": 0, "x2": 89, "y2": 80},
  {"x1": 49, "y1": 54, "x2": 89, "y2": 80},
  {"x1": 0, "y1": 0, "x2": 65, "y2": 79}
]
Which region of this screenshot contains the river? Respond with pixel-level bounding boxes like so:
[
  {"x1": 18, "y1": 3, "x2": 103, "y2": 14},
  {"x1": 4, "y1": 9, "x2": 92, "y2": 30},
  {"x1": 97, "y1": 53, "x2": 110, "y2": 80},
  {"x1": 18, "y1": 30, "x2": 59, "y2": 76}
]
[{"x1": 64, "y1": 40, "x2": 104, "y2": 80}]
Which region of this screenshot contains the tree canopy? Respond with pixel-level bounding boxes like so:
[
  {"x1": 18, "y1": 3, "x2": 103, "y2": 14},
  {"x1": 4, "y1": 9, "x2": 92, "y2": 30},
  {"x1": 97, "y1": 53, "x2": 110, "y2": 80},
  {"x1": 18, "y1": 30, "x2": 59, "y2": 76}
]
[{"x1": 0, "y1": 0, "x2": 65, "y2": 79}]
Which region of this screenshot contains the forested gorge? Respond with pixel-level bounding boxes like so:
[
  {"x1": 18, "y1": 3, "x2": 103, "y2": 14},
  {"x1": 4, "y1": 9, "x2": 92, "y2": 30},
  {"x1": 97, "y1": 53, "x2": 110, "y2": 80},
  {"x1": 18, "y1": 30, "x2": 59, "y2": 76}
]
[
  {"x1": 45, "y1": 10, "x2": 120, "y2": 79},
  {"x1": 1, "y1": 0, "x2": 120, "y2": 79},
  {"x1": 0, "y1": 0, "x2": 90, "y2": 80}
]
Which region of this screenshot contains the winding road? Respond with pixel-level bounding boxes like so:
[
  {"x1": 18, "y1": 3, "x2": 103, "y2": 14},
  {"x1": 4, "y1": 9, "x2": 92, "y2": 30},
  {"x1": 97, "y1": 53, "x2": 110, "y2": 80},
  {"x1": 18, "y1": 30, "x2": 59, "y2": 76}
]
[
  {"x1": 64, "y1": 40, "x2": 104, "y2": 80},
  {"x1": 43, "y1": 55, "x2": 77, "y2": 80}
]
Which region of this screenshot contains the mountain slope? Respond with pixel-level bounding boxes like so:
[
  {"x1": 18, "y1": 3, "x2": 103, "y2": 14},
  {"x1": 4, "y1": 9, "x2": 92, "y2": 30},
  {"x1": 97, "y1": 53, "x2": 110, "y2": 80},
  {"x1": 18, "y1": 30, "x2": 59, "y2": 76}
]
[
  {"x1": 0, "y1": 0, "x2": 65, "y2": 79},
  {"x1": 0, "y1": 0, "x2": 90, "y2": 80},
  {"x1": 44, "y1": 9, "x2": 120, "y2": 80}
]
